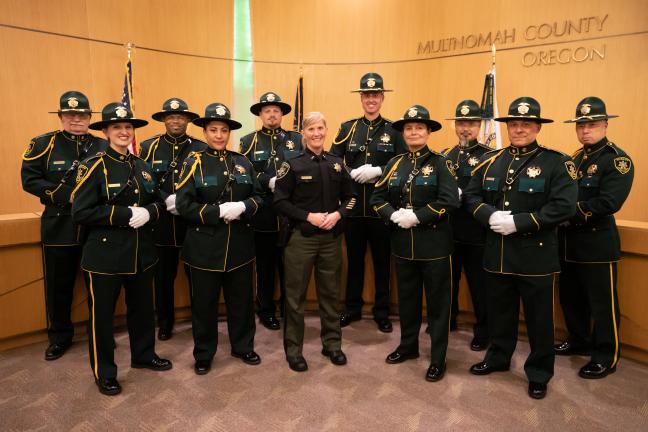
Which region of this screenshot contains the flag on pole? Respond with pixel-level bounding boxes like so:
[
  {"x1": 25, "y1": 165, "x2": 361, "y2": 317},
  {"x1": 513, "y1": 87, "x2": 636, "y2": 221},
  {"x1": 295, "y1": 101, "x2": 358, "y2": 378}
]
[
  {"x1": 121, "y1": 43, "x2": 138, "y2": 155},
  {"x1": 292, "y1": 74, "x2": 303, "y2": 131},
  {"x1": 479, "y1": 44, "x2": 502, "y2": 149}
]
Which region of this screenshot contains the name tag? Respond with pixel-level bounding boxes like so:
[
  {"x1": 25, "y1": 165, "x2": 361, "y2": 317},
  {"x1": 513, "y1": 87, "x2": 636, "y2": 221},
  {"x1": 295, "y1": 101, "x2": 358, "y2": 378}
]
[
  {"x1": 108, "y1": 183, "x2": 121, "y2": 187},
  {"x1": 485, "y1": 177, "x2": 495, "y2": 181},
  {"x1": 52, "y1": 160, "x2": 66, "y2": 165},
  {"x1": 255, "y1": 150, "x2": 266, "y2": 154},
  {"x1": 152, "y1": 160, "x2": 164, "y2": 164},
  {"x1": 300, "y1": 176, "x2": 312, "y2": 180}
]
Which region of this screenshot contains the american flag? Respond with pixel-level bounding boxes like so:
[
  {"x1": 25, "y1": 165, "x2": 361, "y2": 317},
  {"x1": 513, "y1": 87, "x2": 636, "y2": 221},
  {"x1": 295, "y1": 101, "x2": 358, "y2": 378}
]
[
  {"x1": 121, "y1": 54, "x2": 138, "y2": 155},
  {"x1": 479, "y1": 44, "x2": 502, "y2": 149},
  {"x1": 292, "y1": 75, "x2": 303, "y2": 131}
]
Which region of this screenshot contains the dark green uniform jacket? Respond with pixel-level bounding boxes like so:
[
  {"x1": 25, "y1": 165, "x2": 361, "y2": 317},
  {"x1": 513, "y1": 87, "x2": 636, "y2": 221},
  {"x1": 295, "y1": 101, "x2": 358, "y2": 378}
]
[
  {"x1": 463, "y1": 141, "x2": 578, "y2": 275},
  {"x1": 239, "y1": 126, "x2": 302, "y2": 231},
  {"x1": 71, "y1": 146, "x2": 162, "y2": 274},
  {"x1": 370, "y1": 147, "x2": 460, "y2": 260},
  {"x1": 442, "y1": 140, "x2": 492, "y2": 245},
  {"x1": 330, "y1": 116, "x2": 407, "y2": 217},
  {"x1": 139, "y1": 133, "x2": 207, "y2": 246},
  {"x1": 21, "y1": 130, "x2": 107, "y2": 245},
  {"x1": 559, "y1": 138, "x2": 634, "y2": 263},
  {"x1": 175, "y1": 148, "x2": 263, "y2": 271}
]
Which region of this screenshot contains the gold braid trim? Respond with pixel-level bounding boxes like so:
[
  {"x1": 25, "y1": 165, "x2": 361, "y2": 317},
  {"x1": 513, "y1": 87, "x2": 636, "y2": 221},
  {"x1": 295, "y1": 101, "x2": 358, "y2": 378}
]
[
  {"x1": 175, "y1": 153, "x2": 203, "y2": 190},
  {"x1": 332, "y1": 120, "x2": 358, "y2": 145},
  {"x1": 22, "y1": 133, "x2": 56, "y2": 161},
  {"x1": 374, "y1": 155, "x2": 404, "y2": 188}
]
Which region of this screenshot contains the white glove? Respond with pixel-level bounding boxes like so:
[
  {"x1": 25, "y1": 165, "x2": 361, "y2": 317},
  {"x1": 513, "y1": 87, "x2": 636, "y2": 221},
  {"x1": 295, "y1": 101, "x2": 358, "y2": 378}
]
[
  {"x1": 219, "y1": 201, "x2": 246, "y2": 222},
  {"x1": 390, "y1": 208, "x2": 405, "y2": 224},
  {"x1": 457, "y1": 188, "x2": 463, "y2": 200},
  {"x1": 128, "y1": 206, "x2": 150, "y2": 229},
  {"x1": 350, "y1": 164, "x2": 368, "y2": 181},
  {"x1": 268, "y1": 176, "x2": 277, "y2": 193},
  {"x1": 490, "y1": 214, "x2": 517, "y2": 235},
  {"x1": 397, "y1": 208, "x2": 420, "y2": 229},
  {"x1": 165, "y1": 194, "x2": 179, "y2": 215},
  {"x1": 488, "y1": 210, "x2": 511, "y2": 226},
  {"x1": 356, "y1": 165, "x2": 382, "y2": 183}
]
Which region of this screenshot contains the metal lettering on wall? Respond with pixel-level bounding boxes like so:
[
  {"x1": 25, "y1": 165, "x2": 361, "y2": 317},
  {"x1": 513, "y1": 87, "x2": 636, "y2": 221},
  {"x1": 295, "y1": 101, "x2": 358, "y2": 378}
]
[{"x1": 416, "y1": 14, "x2": 609, "y2": 67}]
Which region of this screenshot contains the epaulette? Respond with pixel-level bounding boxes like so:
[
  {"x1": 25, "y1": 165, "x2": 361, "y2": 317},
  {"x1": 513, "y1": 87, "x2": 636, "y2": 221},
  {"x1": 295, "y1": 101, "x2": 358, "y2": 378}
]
[
  {"x1": 606, "y1": 141, "x2": 624, "y2": 155},
  {"x1": 477, "y1": 142, "x2": 493, "y2": 151},
  {"x1": 571, "y1": 147, "x2": 584, "y2": 158},
  {"x1": 33, "y1": 130, "x2": 59, "y2": 140},
  {"x1": 83, "y1": 151, "x2": 105, "y2": 163},
  {"x1": 538, "y1": 144, "x2": 567, "y2": 156},
  {"x1": 140, "y1": 134, "x2": 163, "y2": 144},
  {"x1": 440, "y1": 148, "x2": 450, "y2": 156}
]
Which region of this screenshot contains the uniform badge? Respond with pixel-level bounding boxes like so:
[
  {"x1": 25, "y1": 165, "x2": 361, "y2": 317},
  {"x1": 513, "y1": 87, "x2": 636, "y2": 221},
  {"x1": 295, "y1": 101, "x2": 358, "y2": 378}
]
[
  {"x1": 407, "y1": 107, "x2": 418, "y2": 118},
  {"x1": 367, "y1": 78, "x2": 376, "y2": 88},
  {"x1": 517, "y1": 102, "x2": 530, "y2": 115},
  {"x1": 468, "y1": 156, "x2": 479, "y2": 167},
  {"x1": 266, "y1": 93, "x2": 276, "y2": 102},
  {"x1": 234, "y1": 164, "x2": 247, "y2": 174},
  {"x1": 76, "y1": 164, "x2": 88, "y2": 184},
  {"x1": 564, "y1": 161, "x2": 578, "y2": 180},
  {"x1": 380, "y1": 133, "x2": 391, "y2": 143},
  {"x1": 333, "y1": 162, "x2": 342, "y2": 172},
  {"x1": 445, "y1": 160, "x2": 456, "y2": 176},
  {"x1": 276, "y1": 161, "x2": 290, "y2": 179},
  {"x1": 169, "y1": 100, "x2": 180, "y2": 110},
  {"x1": 215, "y1": 106, "x2": 226, "y2": 116},
  {"x1": 614, "y1": 157, "x2": 632, "y2": 174},
  {"x1": 67, "y1": 97, "x2": 79, "y2": 108},
  {"x1": 580, "y1": 104, "x2": 591, "y2": 115},
  {"x1": 526, "y1": 166, "x2": 541, "y2": 178},
  {"x1": 460, "y1": 105, "x2": 470, "y2": 116},
  {"x1": 23, "y1": 141, "x2": 35, "y2": 157},
  {"x1": 142, "y1": 171, "x2": 153, "y2": 182},
  {"x1": 115, "y1": 106, "x2": 128, "y2": 118},
  {"x1": 286, "y1": 140, "x2": 295, "y2": 150},
  {"x1": 421, "y1": 165, "x2": 433, "y2": 176},
  {"x1": 586, "y1": 164, "x2": 598, "y2": 176}
]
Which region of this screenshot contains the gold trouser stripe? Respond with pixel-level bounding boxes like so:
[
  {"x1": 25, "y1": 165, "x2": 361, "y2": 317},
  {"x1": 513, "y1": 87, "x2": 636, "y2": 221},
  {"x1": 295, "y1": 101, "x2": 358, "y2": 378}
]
[
  {"x1": 609, "y1": 263, "x2": 619, "y2": 367},
  {"x1": 88, "y1": 272, "x2": 99, "y2": 379}
]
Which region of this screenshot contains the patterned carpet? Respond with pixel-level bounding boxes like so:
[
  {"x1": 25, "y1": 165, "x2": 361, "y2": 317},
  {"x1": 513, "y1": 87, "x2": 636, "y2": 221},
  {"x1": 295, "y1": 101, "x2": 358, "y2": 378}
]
[{"x1": 1, "y1": 316, "x2": 647, "y2": 432}]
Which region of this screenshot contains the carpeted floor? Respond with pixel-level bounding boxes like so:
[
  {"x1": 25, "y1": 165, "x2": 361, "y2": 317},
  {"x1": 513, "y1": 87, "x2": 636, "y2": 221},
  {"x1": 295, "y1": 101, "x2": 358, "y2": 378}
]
[{"x1": 1, "y1": 316, "x2": 647, "y2": 432}]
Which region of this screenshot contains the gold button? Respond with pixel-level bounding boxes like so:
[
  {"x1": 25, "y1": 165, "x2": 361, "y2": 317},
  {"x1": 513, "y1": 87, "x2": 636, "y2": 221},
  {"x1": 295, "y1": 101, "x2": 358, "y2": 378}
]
[
  {"x1": 175, "y1": 146, "x2": 179, "y2": 150},
  {"x1": 102, "y1": 238, "x2": 107, "y2": 242},
  {"x1": 174, "y1": 169, "x2": 178, "y2": 173},
  {"x1": 219, "y1": 157, "x2": 224, "y2": 161},
  {"x1": 529, "y1": 188, "x2": 533, "y2": 192},
  {"x1": 583, "y1": 155, "x2": 588, "y2": 160},
  {"x1": 134, "y1": 189, "x2": 139, "y2": 194},
  {"x1": 204, "y1": 182, "x2": 208, "y2": 186},
  {"x1": 515, "y1": 157, "x2": 520, "y2": 161},
  {"x1": 367, "y1": 152, "x2": 371, "y2": 156},
  {"x1": 275, "y1": 157, "x2": 279, "y2": 161},
  {"x1": 120, "y1": 156, "x2": 125, "y2": 160},
  {"x1": 504, "y1": 201, "x2": 509, "y2": 206},
  {"x1": 224, "y1": 171, "x2": 228, "y2": 175},
  {"x1": 273, "y1": 136, "x2": 277, "y2": 140},
  {"x1": 369, "y1": 126, "x2": 373, "y2": 130},
  {"x1": 459, "y1": 151, "x2": 464, "y2": 154},
  {"x1": 509, "y1": 169, "x2": 514, "y2": 173},
  {"x1": 539, "y1": 242, "x2": 543, "y2": 246}
]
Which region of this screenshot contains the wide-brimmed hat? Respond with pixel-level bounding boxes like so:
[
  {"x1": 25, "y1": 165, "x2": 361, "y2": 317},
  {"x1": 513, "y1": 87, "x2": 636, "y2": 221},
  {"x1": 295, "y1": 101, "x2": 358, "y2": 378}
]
[
  {"x1": 192, "y1": 103, "x2": 242, "y2": 130},
  {"x1": 446, "y1": 99, "x2": 483, "y2": 120},
  {"x1": 151, "y1": 98, "x2": 200, "y2": 122},
  {"x1": 495, "y1": 97, "x2": 553, "y2": 123},
  {"x1": 48, "y1": 90, "x2": 96, "y2": 114},
  {"x1": 351, "y1": 72, "x2": 393, "y2": 93},
  {"x1": 88, "y1": 102, "x2": 149, "y2": 130},
  {"x1": 564, "y1": 96, "x2": 619, "y2": 123},
  {"x1": 250, "y1": 92, "x2": 292, "y2": 116},
  {"x1": 392, "y1": 105, "x2": 442, "y2": 132}
]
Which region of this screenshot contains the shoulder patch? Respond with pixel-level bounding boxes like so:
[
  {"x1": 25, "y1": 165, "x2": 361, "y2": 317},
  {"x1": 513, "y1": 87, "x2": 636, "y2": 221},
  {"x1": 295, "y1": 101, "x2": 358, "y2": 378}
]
[
  {"x1": 23, "y1": 140, "x2": 36, "y2": 158},
  {"x1": 564, "y1": 161, "x2": 578, "y2": 180},
  {"x1": 276, "y1": 161, "x2": 290, "y2": 179},
  {"x1": 76, "y1": 164, "x2": 89, "y2": 184},
  {"x1": 614, "y1": 157, "x2": 632, "y2": 174},
  {"x1": 445, "y1": 159, "x2": 456, "y2": 176}
]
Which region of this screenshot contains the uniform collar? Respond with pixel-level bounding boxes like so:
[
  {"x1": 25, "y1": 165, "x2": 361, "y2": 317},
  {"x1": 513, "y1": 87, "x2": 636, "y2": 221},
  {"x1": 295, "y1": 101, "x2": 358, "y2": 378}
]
[
  {"x1": 206, "y1": 148, "x2": 227, "y2": 157},
  {"x1": 584, "y1": 137, "x2": 608, "y2": 154},
  {"x1": 106, "y1": 145, "x2": 132, "y2": 162},
  {"x1": 508, "y1": 140, "x2": 539, "y2": 156},
  {"x1": 407, "y1": 146, "x2": 430, "y2": 160},
  {"x1": 261, "y1": 126, "x2": 284, "y2": 136},
  {"x1": 458, "y1": 139, "x2": 479, "y2": 149},
  {"x1": 305, "y1": 147, "x2": 326, "y2": 160},
  {"x1": 361, "y1": 115, "x2": 383, "y2": 127},
  {"x1": 163, "y1": 133, "x2": 189, "y2": 145},
  {"x1": 61, "y1": 130, "x2": 92, "y2": 143}
]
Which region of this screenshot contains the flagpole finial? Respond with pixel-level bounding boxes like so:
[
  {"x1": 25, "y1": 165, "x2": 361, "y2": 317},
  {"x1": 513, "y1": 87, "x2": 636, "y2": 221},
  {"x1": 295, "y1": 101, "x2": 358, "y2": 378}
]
[
  {"x1": 125, "y1": 42, "x2": 135, "y2": 59},
  {"x1": 491, "y1": 44, "x2": 496, "y2": 67}
]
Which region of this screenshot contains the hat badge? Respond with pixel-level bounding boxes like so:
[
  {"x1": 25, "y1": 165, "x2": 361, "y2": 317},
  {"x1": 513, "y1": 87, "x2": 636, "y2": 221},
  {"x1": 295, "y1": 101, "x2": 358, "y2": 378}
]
[
  {"x1": 67, "y1": 97, "x2": 79, "y2": 108},
  {"x1": 266, "y1": 93, "x2": 276, "y2": 102},
  {"x1": 580, "y1": 104, "x2": 591, "y2": 115},
  {"x1": 215, "y1": 106, "x2": 226, "y2": 116},
  {"x1": 460, "y1": 105, "x2": 470, "y2": 116},
  {"x1": 407, "y1": 107, "x2": 418, "y2": 118},
  {"x1": 115, "y1": 106, "x2": 128, "y2": 118},
  {"x1": 517, "y1": 103, "x2": 530, "y2": 115},
  {"x1": 169, "y1": 100, "x2": 180, "y2": 110},
  {"x1": 366, "y1": 78, "x2": 376, "y2": 88}
]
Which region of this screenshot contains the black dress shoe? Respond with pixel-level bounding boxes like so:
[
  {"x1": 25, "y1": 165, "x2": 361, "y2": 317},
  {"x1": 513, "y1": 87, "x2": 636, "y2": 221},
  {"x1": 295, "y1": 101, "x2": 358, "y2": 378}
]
[
  {"x1": 194, "y1": 359, "x2": 212, "y2": 375},
  {"x1": 386, "y1": 350, "x2": 419, "y2": 364},
  {"x1": 470, "y1": 338, "x2": 488, "y2": 351},
  {"x1": 425, "y1": 364, "x2": 445, "y2": 382},
  {"x1": 45, "y1": 343, "x2": 70, "y2": 361},
  {"x1": 131, "y1": 356, "x2": 173, "y2": 371},
  {"x1": 375, "y1": 318, "x2": 393, "y2": 333},
  {"x1": 554, "y1": 340, "x2": 590, "y2": 356},
  {"x1": 157, "y1": 328, "x2": 172, "y2": 341},
  {"x1": 287, "y1": 355, "x2": 308, "y2": 372},
  {"x1": 232, "y1": 350, "x2": 261, "y2": 365},
  {"x1": 95, "y1": 377, "x2": 122, "y2": 396},
  {"x1": 578, "y1": 361, "x2": 616, "y2": 379},
  {"x1": 469, "y1": 361, "x2": 509, "y2": 375},
  {"x1": 259, "y1": 315, "x2": 281, "y2": 331},
  {"x1": 340, "y1": 312, "x2": 361, "y2": 327},
  {"x1": 321, "y1": 349, "x2": 347, "y2": 365},
  {"x1": 528, "y1": 381, "x2": 547, "y2": 399}
]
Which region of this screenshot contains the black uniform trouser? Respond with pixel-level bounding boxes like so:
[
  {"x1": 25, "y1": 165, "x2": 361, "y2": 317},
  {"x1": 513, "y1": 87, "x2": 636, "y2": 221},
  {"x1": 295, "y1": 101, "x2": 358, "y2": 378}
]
[
  {"x1": 343, "y1": 217, "x2": 391, "y2": 319},
  {"x1": 254, "y1": 231, "x2": 284, "y2": 318},
  {"x1": 394, "y1": 256, "x2": 451, "y2": 367},
  {"x1": 43, "y1": 245, "x2": 82, "y2": 346},
  {"x1": 189, "y1": 262, "x2": 255, "y2": 361},
  {"x1": 86, "y1": 268, "x2": 156, "y2": 380},
  {"x1": 451, "y1": 242, "x2": 489, "y2": 341},
  {"x1": 483, "y1": 272, "x2": 555, "y2": 384},
  {"x1": 154, "y1": 245, "x2": 190, "y2": 331},
  {"x1": 559, "y1": 261, "x2": 620, "y2": 367}
]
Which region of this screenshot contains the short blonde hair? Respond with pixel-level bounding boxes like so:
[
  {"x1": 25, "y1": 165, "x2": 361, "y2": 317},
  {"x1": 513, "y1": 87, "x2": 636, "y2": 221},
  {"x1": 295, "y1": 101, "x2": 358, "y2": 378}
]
[{"x1": 301, "y1": 111, "x2": 327, "y2": 130}]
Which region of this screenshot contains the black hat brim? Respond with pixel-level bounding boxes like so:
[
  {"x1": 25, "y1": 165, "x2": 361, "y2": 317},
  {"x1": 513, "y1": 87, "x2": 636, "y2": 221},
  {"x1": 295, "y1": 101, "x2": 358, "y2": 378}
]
[
  {"x1": 445, "y1": 116, "x2": 483, "y2": 121},
  {"x1": 494, "y1": 115, "x2": 554, "y2": 124},
  {"x1": 563, "y1": 114, "x2": 618, "y2": 123},
  {"x1": 49, "y1": 109, "x2": 97, "y2": 114},
  {"x1": 192, "y1": 117, "x2": 243, "y2": 130},
  {"x1": 250, "y1": 101, "x2": 292, "y2": 116},
  {"x1": 88, "y1": 118, "x2": 149, "y2": 130},
  {"x1": 350, "y1": 88, "x2": 393, "y2": 93},
  {"x1": 152, "y1": 111, "x2": 200, "y2": 122},
  {"x1": 392, "y1": 118, "x2": 442, "y2": 132}
]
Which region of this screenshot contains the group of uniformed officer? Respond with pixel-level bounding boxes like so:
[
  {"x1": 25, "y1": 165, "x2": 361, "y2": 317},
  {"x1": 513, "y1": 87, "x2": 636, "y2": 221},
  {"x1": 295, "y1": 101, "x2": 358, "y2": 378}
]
[{"x1": 21, "y1": 73, "x2": 633, "y2": 399}]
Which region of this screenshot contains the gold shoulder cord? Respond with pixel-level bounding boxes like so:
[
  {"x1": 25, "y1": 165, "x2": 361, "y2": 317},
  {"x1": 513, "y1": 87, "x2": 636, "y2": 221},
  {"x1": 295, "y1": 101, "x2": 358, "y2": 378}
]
[
  {"x1": 22, "y1": 133, "x2": 57, "y2": 161},
  {"x1": 375, "y1": 155, "x2": 404, "y2": 188},
  {"x1": 70, "y1": 157, "x2": 103, "y2": 200},
  {"x1": 242, "y1": 133, "x2": 257, "y2": 156},
  {"x1": 143, "y1": 136, "x2": 161, "y2": 162},
  {"x1": 175, "y1": 154, "x2": 203, "y2": 190},
  {"x1": 332, "y1": 120, "x2": 359, "y2": 145},
  {"x1": 471, "y1": 149, "x2": 505, "y2": 178}
]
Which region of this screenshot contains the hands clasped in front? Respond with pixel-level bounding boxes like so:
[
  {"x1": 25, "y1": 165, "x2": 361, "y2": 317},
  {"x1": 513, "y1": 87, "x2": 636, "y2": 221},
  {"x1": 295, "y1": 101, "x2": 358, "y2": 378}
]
[
  {"x1": 390, "y1": 208, "x2": 420, "y2": 229},
  {"x1": 307, "y1": 211, "x2": 341, "y2": 230},
  {"x1": 489, "y1": 210, "x2": 517, "y2": 235},
  {"x1": 128, "y1": 206, "x2": 151, "y2": 228},
  {"x1": 219, "y1": 201, "x2": 246, "y2": 222}
]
